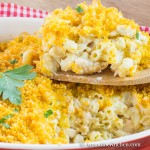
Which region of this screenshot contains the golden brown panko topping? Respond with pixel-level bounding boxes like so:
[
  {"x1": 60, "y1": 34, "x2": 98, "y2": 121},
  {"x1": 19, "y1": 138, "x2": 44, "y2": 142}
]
[
  {"x1": 0, "y1": 33, "x2": 150, "y2": 144},
  {"x1": 40, "y1": 0, "x2": 150, "y2": 77}
]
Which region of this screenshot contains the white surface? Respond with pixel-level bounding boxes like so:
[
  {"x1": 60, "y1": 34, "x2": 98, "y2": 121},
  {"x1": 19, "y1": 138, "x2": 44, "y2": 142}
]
[
  {"x1": 0, "y1": 17, "x2": 44, "y2": 41},
  {"x1": 0, "y1": 17, "x2": 150, "y2": 150}
]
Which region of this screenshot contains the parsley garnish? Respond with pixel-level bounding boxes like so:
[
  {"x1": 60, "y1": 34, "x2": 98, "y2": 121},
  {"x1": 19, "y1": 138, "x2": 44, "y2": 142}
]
[
  {"x1": 0, "y1": 109, "x2": 19, "y2": 129},
  {"x1": 0, "y1": 118, "x2": 6, "y2": 124},
  {"x1": 13, "y1": 108, "x2": 19, "y2": 113},
  {"x1": 10, "y1": 59, "x2": 18, "y2": 64},
  {"x1": 75, "y1": 6, "x2": 84, "y2": 13},
  {"x1": 2, "y1": 123, "x2": 10, "y2": 129},
  {"x1": 20, "y1": 54, "x2": 23, "y2": 57},
  {"x1": 0, "y1": 114, "x2": 14, "y2": 129},
  {"x1": 0, "y1": 65, "x2": 37, "y2": 105},
  {"x1": 3, "y1": 114, "x2": 14, "y2": 120},
  {"x1": 136, "y1": 31, "x2": 140, "y2": 40},
  {"x1": 44, "y1": 109, "x2": 53, "y2": 118}
]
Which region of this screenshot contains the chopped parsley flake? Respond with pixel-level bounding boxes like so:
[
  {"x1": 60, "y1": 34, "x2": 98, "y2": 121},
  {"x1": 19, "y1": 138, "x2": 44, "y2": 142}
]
[
  {"x1": 0, "y1": 109, "x2": 19, "y2": 129},
  {"x1": 136, "y1": 31, "x2": 140, "y2": 40},
  {"x1": 0, "y1": 114, "x2": 14, "y2": 124},
  {"x1": 14, "y1": 108, "x2": 19, "y2": 113},
  {"x1": 10, "y1": 59, "x2": 18, "y2": 64},
  {"x1": 2, "y1": 123, "x2": 10, "y2": 129},
  {"x1": 3, "y1": 114, "x2": 14, "y2": 120},
  {"x1": 75, "y1": 6, "x2": 84, "y2": 13},
  {"x1": 0, "y1": 114, "x2": 13, "y2": 129},
  {"x1": 0, "y1": 118, "x2": 5, "y2": 124},
  {"x1": 44, "y1": 109, "x2": 53, "y2": 118}
]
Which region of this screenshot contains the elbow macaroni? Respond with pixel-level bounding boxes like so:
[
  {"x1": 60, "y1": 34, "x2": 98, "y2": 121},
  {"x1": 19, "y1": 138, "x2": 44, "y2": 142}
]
[
  {"x1": 40, "y1": 0, "x2": 150, "y2": 77},
  {"x1": 0, "y1": 0, "x2": 150, "y2": 145},
  {"x1": 0, "y1": 33, "x2": 150, "y2": 144}
]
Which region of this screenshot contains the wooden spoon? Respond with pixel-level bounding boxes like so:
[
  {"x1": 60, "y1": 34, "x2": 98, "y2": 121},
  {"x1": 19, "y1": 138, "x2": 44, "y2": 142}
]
[{"x1": 49, "y1": 68, "x2": 150, "y2": 86}]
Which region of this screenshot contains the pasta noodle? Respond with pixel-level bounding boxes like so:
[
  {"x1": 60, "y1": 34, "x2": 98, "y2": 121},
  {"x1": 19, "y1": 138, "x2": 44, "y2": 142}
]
[
  {"x1": 40, "y1": 0, "x2": 150, "y2": 77},
  {"x1": 0, "y1": 0, "x2": 150, "y2": 144}
]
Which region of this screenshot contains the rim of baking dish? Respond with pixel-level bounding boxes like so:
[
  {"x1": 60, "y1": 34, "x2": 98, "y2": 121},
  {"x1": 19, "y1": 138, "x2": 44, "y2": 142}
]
[{"x1": 0, "y1": 129, "x2": 149, "y2": 149}]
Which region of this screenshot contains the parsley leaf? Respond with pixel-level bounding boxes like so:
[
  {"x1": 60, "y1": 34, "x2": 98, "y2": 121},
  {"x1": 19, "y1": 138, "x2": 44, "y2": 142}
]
[
  {"x1": 4, "y1": 65, "x2": 36, "y2": 80},
  {"x1": 10, "y1": 59, "x2": 18, "y2": 64},
  {"x1": 3, "y1": 114, "x2": 14, "y2": 120},
  {"x1": 0, "y1": 110, "x2": 19, "y2": 129},
  {"x1": 2, "y1": 123, "x2": 10, "y2": 129},
  {"x1": 0, "y1": 118, "x2": 5, "y2": 124},
  {"x1": 13, "y1": 108, "x2": 19, "y2": 113},
  {"x1": 0, "y1": 114, "x2": 13, "y2": 128},
  {"x1": 75, "y1": 6, "x2": 84, "y2": 13},
  {"x1": 0, "y1": 65, "x2": 37, "y2": 104},
  {"x1": 136, "y1": 31, "x2": 140, "y2": 40},
  {"x1": 44, "y1": 109, "x2": 53, "y2": 118}
]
